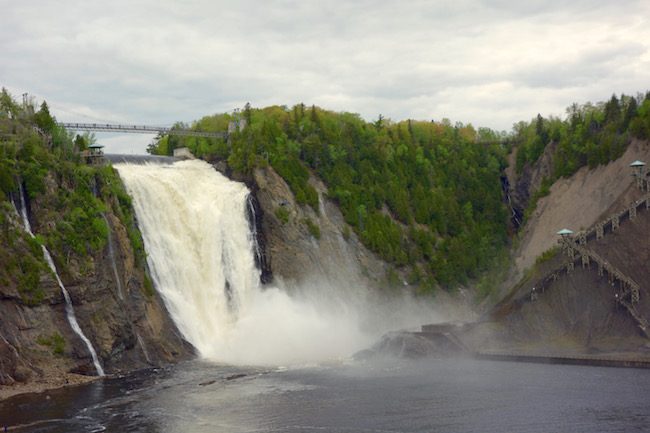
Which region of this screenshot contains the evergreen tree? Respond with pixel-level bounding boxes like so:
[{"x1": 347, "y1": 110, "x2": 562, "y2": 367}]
[{"x1": 34, "y1": 101, "x2": 56, "y2": 133}]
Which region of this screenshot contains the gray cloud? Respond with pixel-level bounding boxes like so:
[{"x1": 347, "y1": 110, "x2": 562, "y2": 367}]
[{"x1": 1, "y1": 0, "x2": 649, "y2": 153}]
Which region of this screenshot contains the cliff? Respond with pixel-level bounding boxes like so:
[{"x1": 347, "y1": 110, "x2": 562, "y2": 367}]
[
  {"x1": 250, "y1": 165, "x2": 388, "y2": 289},
  {"x1": 467, "y1": 139, "x2": 650, "y2": 356},
  {"x1": 508, "y1": 138, "x2": 650, "y2": 279},
  {"x1": 216, "y1": 160, "x2": 391, "y2": 291},
  {"x1": 225, "y1": 162, "x2": 475, "y2": 336},
  {"x1": 0, "y1": 166, "x2": 192, "y2": 394}
]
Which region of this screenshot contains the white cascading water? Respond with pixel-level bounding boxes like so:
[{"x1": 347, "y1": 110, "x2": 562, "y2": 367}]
[
  {"x1": 18, "y1": 185, "x2": 105, "y2": 376},
  {"x1": 116, "y1": 160, "x2": 370, "y2": 366}
]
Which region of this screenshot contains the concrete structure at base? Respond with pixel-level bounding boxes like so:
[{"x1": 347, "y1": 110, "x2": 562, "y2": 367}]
[
  {"x1": 416, "y1": 323, "x2": 650, "y2": 369},
  {"x1": 419, "y1": 322, "x2": 472, "y2": 354},
  {"x1": 173, "y1": 147, "x2": 195, "y2": 159}
]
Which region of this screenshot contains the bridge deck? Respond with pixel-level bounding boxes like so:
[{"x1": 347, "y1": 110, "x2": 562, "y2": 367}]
[{"x1": 60, "y1": 122, "x2": 227, "y2": 138}]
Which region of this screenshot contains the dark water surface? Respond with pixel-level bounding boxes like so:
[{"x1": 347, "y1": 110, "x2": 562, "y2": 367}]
[{"x1": 2, "y1": 358, "x2": 650, "y2": 432}]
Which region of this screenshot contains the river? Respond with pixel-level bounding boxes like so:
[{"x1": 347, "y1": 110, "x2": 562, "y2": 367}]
[
  {"x1": 2, "y1": 357, "x2": 650, "y2": 432},
  {"x1": 4, "y1": 161, "x2": 647, "y2": 432}
]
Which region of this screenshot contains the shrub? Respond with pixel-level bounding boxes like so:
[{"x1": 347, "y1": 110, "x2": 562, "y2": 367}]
[
  {"x1": 37, "y1": 332, "x2": 65, "y2": 355},
  {"x1": 303, "y1": 218, "x2": 321, "y2": 239},
  {"x1": 535, "y1": 246, "x2": 560, "y2": 265},
  {"x1": 342, "y1": 224, "x2": 351, "y2": 241},
  {"x1": 274, "y1": 206, "x2": 290, "y2": 224},
  {"x1": 143, "y1": 273, "x2": 155, "y2": 298}
]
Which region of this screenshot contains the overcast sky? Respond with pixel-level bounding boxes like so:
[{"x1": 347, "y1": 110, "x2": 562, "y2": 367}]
[{"x1": 2, "y1": 0, "x2": 649, "y2": 153}]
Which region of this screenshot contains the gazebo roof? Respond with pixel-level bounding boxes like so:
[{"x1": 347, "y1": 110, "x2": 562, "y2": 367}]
[
  {"x1": 630, "y1": 160, "x2": 646, "y2": 167},
  {"x1": 556, "y1": 228, "x2": 574, "y2": 235}
]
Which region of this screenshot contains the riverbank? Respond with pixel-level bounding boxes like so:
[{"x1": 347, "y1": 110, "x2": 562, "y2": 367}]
[{"x1": 0, "y1": 373, "x2": 99, "y2": 401}]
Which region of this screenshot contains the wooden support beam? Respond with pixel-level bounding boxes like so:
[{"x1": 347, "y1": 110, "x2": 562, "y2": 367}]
[{"x1": 567, "y1": 262, "x2": 574, "y2": 273}]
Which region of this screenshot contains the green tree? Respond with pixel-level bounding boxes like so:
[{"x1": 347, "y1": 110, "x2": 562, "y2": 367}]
[{"x1": 34, "y1": 101, "x2": 56, "y2": 133}]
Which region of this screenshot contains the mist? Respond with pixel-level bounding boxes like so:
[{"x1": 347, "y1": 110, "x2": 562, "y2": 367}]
[{"x1": 116, "y1": 159, "x2": 453, "y2": 367}]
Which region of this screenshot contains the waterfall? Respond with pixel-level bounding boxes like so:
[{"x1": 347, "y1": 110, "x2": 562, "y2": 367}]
[
  {"x1": 246, "y1": 195, "x2": 263, "y2": 272},
  {"x1": 18, "y1": 185, "x2": 105, "y2": 376},
  {"x1": 136, "y1": 333, "x2": 152, "y2": 365},
  {"x1": 116, "y1": 160, "x2": 370, "y2": 366}
]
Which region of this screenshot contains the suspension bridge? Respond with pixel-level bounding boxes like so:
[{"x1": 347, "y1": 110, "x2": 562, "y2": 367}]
[{"x1": 60, "y1": 122, "x2": 228, "y2": 139}]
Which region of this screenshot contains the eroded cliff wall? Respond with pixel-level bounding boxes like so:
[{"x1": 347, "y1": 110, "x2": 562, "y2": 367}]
[
  {"x1": 0, "y1": 169, "x2": 192, "y2": 390},
  {"x1": 249, "y1": 165, "x2": 388, "y2": 289}
]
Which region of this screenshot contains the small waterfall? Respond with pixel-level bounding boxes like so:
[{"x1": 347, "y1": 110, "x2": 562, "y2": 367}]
[
  {"x1": 136, "y1": 333, "x2": 152, "y2": 365},
  {"x1": 102, "y1": 214, "x2": 124, "y2": 300},
  {"x1": 18, "y1": 184, "x2": 105, "y2": 376},
  {"x1": 500, "y1": 175, "x2": 522, "y2": 229},
  {"x1": 246, "y1": 195, "x2": 263, "y2": 272}
]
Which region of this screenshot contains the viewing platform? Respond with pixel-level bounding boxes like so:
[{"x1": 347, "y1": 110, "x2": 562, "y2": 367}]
[{"x1": 80, "y1": 144, "x2": 105, "y2": 165}]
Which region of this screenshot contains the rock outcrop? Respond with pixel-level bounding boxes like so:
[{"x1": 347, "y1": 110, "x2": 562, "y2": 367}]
[
  {"x1": 0, "y1": 173, "x2": 192, "y2": 391},
  {"x1": 222, "y1": 163, "x2": 388, "y2": 290},
  {"x1": 505, "y1": 140, "x2": 557, "y2": 226},
  {"x1": 253, "y1": 166, "x2": 387, "y2": 287}
]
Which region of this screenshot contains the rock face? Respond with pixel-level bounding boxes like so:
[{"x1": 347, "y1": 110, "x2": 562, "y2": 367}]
[
  {"x1": 355, "y1": 328, "x2": 470, "y2": 361},
  {"x1": 354, "y1": 331, "x2": 444, "y2": 360},
  {"x1": 70, "y1": 210, "x2": 193, "y2": 373},
  {"x1": 243, "y1": 165, "x2": 388, "y2": 289},
  {"x1": 505, "y1": 140, "x2": 557, "y2": 228},
  {"x1": 0, "y1": 177, "x2": 192, "y2": 389},
  {"x1": 477, "y1": 165, "x2": 650, "y2": 355},
  {"x1": 469, "y1": 263, "x2": 647, "y2": 355},
  {"x1": 505, "y1": 139, "x2": 650, "y2": 284}
]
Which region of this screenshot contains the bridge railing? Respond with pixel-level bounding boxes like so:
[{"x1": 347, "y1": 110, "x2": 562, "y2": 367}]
[{"x1": 60, "y1": 122, "x2": 228, "y2": 139}]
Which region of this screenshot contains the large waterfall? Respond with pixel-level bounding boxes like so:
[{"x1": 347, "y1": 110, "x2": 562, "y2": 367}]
[{"x1": 116, "y1": 160, "x2": 370, "y2": 366}]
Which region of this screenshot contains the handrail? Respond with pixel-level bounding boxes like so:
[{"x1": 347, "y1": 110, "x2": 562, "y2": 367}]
[{"x1": 59, "y1": 122, "x2": 227, "y2": 138}]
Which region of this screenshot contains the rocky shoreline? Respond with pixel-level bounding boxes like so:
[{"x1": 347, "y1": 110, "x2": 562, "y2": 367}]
[{"x1": 0, "y1": 372, "x2": 99, "y2": 401}]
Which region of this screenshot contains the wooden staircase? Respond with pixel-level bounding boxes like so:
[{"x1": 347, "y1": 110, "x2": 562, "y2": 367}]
[{"x1": 519, "y1": 187, "x2": 650, "y2": 336}]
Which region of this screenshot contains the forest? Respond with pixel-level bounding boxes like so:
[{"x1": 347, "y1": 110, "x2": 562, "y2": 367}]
[
  {"x1": 150, "y1": 104, "x2": 510, "y2": 290},
  {"x1": 513, "y1": 92, "x2": 650, "y2": 220},
  {"x1": 515, "y1": 92, "x2": 650, "y2": 177},
  {"x1": 149, "y1": 91, "x2": 650, "y2": 292},
  {"x1": 6, "y1": 86, "x2": 647, "y2": 295}
]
